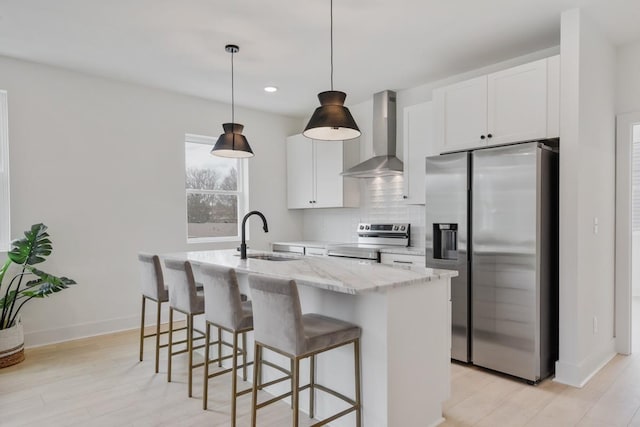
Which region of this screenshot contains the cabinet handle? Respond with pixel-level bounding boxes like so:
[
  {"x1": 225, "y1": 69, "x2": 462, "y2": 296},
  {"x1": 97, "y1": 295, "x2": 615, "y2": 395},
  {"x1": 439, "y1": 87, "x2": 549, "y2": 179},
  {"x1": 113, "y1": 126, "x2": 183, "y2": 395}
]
[
  {"x1": 403, "y1": 195, "x2": 408, "y2": 199},
  {"x1": 480, "y1": 135, "x2": 486, "y2": 140},
  {"x1": 393, "y1": 260, "x2": 413, "y2": 264},
  {"x1": 487, "y1": 133, "x2": 493, "y2": 138},
  {"x1": 309, "y1": 201, "x2": 313, "y2": 204}
]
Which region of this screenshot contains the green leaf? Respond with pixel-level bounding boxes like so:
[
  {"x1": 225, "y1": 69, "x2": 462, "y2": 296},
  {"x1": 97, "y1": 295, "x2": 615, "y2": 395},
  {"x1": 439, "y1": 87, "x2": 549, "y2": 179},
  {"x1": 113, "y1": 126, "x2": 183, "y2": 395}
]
[
  {"x1": 8, "y1": 223, "x2": 51, "y2": 266},
  {"x1": 21, "y1": 268, "x2": 77, "y2": 298},
  {"x1": 0, "y1": 289, "x2": 17, "y2": 309}
]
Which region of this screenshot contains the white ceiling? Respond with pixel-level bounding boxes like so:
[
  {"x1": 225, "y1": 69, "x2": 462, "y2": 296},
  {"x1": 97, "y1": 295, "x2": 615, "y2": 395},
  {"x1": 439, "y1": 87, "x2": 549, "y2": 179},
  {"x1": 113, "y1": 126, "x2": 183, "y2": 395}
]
[{"x1": 0, "y1": 0, "x2": 639, "y2": 118}]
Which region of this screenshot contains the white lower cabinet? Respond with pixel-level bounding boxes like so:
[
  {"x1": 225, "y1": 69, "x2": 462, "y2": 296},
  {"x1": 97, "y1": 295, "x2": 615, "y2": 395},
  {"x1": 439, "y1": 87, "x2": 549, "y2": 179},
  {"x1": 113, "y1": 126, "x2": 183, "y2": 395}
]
[
  {"x1": 380, "y1": 253, "x2": 425, "y2": 266},
  {"x1": 286, "y1": 134, "x2": 359, "y2": 209}
]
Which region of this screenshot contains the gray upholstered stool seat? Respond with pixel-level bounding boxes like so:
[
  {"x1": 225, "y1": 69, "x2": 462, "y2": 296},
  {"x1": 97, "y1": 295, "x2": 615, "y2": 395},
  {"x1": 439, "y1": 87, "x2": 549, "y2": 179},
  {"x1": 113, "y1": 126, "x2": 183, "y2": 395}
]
[
  {"x1": 200, "y1": 264, "x2": 257, "y2": 427},
  {"x1": 138, "y1": 253, "x2": 175, "y2": 373},
  {"x1": 299, "y1": 314, "x2": 361, "y2": 356},
  {"x1": 249, "y1": 273, "x2": 362, "y2": 427},
  {"x1": 164, "y1": 259, "x2": 208, "y2": 398}
]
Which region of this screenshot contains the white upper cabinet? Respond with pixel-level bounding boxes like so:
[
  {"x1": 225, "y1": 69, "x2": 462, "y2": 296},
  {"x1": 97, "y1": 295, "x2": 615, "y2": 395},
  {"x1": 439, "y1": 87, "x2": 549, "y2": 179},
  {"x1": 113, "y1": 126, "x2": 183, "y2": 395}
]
[
  {"x1": 487, "y1": 58, "x2": 548, "y2": 145},
  {"x1": 403, "y1": 101, "x2": 435, "y2": 205},
  {"x1": 433, "y1": 56, "x2": 560, "y2": 153},
  {"x1": 434, "y1": 75, "x2": 488, "y2": 153},
  {"x1": 286, "y1": 134, "x2": 359, "y2": 209},
  {"x1": 313, "y1": 141, "x2": 344, "y2": 208},
  {"x1": 286, "y1": 134, "x2": 314, "y2": 209}
]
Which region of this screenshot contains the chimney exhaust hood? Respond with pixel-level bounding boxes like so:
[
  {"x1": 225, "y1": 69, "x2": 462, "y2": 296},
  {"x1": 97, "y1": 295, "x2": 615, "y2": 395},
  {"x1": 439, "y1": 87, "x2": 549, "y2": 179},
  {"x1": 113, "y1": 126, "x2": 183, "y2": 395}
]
[{"x1": 341, "y1": 90, "x2": 402, "y2": 178}]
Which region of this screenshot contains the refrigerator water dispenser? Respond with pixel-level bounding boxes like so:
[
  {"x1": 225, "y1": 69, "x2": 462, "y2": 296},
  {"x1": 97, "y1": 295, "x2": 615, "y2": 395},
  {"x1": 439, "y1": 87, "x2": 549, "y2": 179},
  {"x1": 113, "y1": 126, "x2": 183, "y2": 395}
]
[{"x1": 433, "y1": 223, "x2": 458, "y2": 260}]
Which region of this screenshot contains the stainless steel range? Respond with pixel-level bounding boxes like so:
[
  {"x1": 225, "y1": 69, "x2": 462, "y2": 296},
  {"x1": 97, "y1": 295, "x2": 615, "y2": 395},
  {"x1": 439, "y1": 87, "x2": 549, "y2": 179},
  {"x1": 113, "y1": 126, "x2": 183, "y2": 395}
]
[{"x1": 327, "y1": 223, "x2": 410, "y2": 261}]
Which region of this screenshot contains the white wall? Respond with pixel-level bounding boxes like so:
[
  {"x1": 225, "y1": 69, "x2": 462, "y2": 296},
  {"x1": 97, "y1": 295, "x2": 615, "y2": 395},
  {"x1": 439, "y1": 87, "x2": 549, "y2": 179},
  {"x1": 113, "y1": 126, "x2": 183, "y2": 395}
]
[
  {"x1": 554, "y1": 9, "x2": 617, "y2": 387},
  {"x1": 617, "y1": 40, "x2": 640, "y2": 114},
  {"x1": 618, "y1": 39, "x2": 640, "y2": 299},
  {"x1": 633, "y1": 233, "x2": 640, "y2": 297},
  {"x1": 0, "y1": 55, "x2": 303, "y2": 347}
]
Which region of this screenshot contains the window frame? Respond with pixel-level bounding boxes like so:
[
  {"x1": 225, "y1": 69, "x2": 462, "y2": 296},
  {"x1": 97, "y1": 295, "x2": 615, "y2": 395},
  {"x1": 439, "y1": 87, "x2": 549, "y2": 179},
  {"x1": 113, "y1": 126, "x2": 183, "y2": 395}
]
[
  {"x1": 185, "y1": 133, "x2": 249, "y2": 244},
  {"x1": 0, "y1": 91, "x2": 10, "y2": 252}
]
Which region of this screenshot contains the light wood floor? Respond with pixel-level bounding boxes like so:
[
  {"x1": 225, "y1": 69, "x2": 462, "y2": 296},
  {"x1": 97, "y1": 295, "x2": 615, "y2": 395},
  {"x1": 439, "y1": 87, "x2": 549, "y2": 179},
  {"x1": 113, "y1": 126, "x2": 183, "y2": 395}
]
[{"x1": 1, "y1": 326, "x2": 639, "y2": 426}]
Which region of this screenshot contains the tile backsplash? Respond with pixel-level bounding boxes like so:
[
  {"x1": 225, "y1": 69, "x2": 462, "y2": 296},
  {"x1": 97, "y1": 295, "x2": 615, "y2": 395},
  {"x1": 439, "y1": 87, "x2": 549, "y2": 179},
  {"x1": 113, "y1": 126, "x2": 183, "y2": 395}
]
[{"x1": 302, "y1": 175, "x2": 426, "y2": 247}]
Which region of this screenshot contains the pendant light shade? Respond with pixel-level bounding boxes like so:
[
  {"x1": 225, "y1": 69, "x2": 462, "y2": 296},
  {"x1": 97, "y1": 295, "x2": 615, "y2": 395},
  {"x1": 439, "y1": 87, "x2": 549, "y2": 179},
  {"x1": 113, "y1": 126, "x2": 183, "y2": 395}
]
[
  {"x1": 211, "y1": 123, "x2": 254, "y2": 158},
  {"x1": 303, "y1": 0, "x2": 360, "y2": 141},
  {"x1": 303, "y1": 91, "x2": 360, "y2": 140},
  {"x1": 211, "y1": 44, "x2": 254, "y2": 158}
]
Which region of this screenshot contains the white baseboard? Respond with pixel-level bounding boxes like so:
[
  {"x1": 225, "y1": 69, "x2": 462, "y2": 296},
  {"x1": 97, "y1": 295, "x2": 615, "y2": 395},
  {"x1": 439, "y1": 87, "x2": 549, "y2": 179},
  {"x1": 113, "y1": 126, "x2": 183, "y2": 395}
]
[
  {"x1": 24, "y1": 315, "x2": 142, "y2": 348},
  {"x1": 554, "y1": 338, "x2": 616, "y2": 387}
]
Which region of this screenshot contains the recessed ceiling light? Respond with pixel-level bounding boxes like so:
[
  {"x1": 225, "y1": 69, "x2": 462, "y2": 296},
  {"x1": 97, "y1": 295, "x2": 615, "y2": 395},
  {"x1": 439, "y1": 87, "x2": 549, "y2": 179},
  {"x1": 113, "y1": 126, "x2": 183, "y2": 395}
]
[{"x1": 264, "y1": 86, "x2": 278, "y2": 93}]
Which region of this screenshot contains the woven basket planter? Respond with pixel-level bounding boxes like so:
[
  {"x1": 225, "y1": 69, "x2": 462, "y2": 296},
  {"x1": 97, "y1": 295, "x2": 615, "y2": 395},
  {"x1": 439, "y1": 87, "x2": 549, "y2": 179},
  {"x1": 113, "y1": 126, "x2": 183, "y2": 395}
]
[{"x1": 0, "y1": 320, "x2": 25, "y2": 368}]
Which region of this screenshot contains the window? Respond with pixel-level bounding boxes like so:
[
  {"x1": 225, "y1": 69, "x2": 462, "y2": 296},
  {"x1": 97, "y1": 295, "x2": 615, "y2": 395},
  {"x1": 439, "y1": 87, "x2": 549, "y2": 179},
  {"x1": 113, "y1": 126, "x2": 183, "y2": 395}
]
[
  {"x1": 0, "y1": 91, "x2": 9, "y2": 251},
  {"x1": 185, "y1": 134, "x2": 248, "y2": 242}
]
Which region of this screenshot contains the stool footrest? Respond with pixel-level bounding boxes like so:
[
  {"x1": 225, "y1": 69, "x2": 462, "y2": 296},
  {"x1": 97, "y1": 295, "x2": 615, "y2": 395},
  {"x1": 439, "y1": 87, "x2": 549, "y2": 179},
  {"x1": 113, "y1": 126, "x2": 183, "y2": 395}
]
[
  {"x1": 313, "y1": 383, "x2": 356, "y2": 406},
  {"x1": 310, "y1": 406, "x2": 358, "y2": 427},
  {"x1": 256, "y1": 390, "x2": 293, "y2": 410}
]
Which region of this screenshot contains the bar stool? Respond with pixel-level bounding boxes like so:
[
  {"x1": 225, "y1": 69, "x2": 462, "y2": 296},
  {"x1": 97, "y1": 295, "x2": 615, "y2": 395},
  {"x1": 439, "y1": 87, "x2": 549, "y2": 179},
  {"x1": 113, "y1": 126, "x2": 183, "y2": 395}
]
[
  {"x1": 138, "y1": 253, "x2": 180, "y2": 373},
  {"x1": 200, "y1": 264, "x2": 254, "y2": 426},
  {"x1": 248, "y1": 273, "x2": 362, "y2": 427},
  {"x1": 164, "y1": 259, "x2": 208, "y2": 397}
]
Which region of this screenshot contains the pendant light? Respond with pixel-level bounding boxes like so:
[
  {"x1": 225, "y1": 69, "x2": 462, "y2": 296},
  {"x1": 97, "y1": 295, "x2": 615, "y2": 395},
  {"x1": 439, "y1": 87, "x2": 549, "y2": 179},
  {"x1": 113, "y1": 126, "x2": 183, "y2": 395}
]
[
  {"x1": 211, "y1": 44, "x2": 254, "y2": 158},
  {"x1": 303, "y1": 0, "x2": 360, "y2": 141}
]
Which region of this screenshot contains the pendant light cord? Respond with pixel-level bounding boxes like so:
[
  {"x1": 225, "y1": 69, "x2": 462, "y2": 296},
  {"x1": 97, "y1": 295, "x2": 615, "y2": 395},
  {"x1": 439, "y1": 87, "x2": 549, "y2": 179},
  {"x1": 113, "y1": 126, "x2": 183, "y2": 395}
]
[
  {"x1": 231, "y1": 49, "x2": 235, "y2": 125},
  {"x1": 330, "y1": 0, "x2": 334, "y2": 91}
]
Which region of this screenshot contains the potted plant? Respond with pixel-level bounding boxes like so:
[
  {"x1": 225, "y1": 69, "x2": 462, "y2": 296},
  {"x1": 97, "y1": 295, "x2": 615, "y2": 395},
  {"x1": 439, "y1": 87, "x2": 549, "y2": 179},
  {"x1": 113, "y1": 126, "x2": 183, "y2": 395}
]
[{"x1": 0, "y1": 223, "x2": 77, "y2": 368}]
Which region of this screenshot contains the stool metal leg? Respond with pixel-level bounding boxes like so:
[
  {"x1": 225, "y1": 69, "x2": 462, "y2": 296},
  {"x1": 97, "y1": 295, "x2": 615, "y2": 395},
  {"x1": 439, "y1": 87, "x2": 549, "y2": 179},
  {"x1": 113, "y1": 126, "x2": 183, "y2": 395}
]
[
  {"x1": 188, "y1": 313, "x2": 194, "y2": 397},
  {"x1": 218, "y1": 328, "x2": 222, "y2": 367},
  {"x1": 355, "y1": 339, "x2": 362, "y2": 427},
  {"x1": 139, "y1": 295, "x2": 146, "y2": 362},
  {"x1": 292, "y1": 357, "x2": 300, "y2": 427},
  {"x1": 203, "y1": 322, "x2": 211, "y2": 410},
  {"x1": 251, "y1": 342, "x2": 261, "y2": 427},
  {"x1": 242, "y1": 332, "x2": 248, "y2": 381},
  {"x1": 290, "y1": 359, "x2": 294, "y2": 409},
  {"x1": 309, "y1": 355, "x2": 315, "y2": 419},
  {"x1": 154, "y1": 300, "x2": 162, "y2": 373},
  {"x1": 167, "y1": 307, "x2": 174, "y2": 382},
  {"x1": 231, "y1": 331, "x2": 239, "y2": 427}
]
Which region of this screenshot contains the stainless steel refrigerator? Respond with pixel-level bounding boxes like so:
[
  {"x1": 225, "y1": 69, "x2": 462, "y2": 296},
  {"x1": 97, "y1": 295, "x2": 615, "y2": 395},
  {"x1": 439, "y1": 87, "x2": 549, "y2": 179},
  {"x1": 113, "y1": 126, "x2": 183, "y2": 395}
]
[{"x1": 425, "y1": 142, "x2": 558, "y2": 382}]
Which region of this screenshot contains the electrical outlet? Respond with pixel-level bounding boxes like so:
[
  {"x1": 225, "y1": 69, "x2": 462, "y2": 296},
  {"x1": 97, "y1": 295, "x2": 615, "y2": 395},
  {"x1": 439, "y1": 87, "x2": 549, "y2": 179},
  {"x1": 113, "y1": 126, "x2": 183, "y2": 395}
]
[
  {"x1": 593, "y1": 316, "x2": 598, "y2": 334},
  {"x1": 593, "y1": 217, "x2": 599, "y2": 235}
]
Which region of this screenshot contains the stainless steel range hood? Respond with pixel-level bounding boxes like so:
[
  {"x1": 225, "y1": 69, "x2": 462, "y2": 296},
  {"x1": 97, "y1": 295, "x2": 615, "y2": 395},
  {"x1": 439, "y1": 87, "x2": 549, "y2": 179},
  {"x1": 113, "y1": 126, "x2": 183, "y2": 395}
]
[{"x1": 341, "y1": 90, "x2": 403, "y2": 178}]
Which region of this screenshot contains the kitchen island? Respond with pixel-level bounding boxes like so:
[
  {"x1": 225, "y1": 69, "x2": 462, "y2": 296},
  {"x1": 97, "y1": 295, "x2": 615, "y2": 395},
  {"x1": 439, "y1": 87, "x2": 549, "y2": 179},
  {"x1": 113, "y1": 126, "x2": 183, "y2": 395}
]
[{"x1": 164, "y1": 249, "x2": 457, "y2": 427}]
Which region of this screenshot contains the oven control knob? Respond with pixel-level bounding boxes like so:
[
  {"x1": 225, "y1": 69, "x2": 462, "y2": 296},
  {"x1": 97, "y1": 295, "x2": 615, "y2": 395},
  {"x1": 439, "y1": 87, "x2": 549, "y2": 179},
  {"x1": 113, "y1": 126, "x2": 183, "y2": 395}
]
[
  {"x1": 393, "y1": 226, "x2": 399, "y2": 231},
  {"x1": 365, "y1": 225, "x2": 370, "y2": 230},
  {"x1": 359, "y1": 225, "x2": 364, "y2": 230},
  {"x1": 400, "y1": 226, "x2": 406, "y2": 231}
]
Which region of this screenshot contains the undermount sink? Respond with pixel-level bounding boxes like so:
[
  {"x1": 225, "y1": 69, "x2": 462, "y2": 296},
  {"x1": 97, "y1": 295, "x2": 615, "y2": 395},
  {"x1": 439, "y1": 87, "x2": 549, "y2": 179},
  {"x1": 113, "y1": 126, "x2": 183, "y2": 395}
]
[{"x1": 237, "y1": 254, "x2": 300, "y2": 261}]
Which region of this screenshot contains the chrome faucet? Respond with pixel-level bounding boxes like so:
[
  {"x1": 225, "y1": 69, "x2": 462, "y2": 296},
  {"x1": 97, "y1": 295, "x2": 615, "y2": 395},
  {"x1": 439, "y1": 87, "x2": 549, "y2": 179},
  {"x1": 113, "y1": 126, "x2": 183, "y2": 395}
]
[{"x1": 240, "y1": 210, "x2": 269, "y2": 259}]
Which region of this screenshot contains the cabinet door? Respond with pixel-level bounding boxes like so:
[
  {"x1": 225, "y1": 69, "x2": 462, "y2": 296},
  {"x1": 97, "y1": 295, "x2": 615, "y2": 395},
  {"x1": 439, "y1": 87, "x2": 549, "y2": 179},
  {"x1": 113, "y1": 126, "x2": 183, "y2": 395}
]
[
  {"x1": 487, "y1": 58, "x2": 547, "y2": 145},
  {"x1": 434, "y1": 75, "x2": 488, "y2": 153},
  {"x1": 286, "y1": 134, "x2": 314, "y2": 209},
  {"x1": 403, "y1": 102, "x2": 434, "y2": 205},
  {"x1": 313, "y1": 140, "x2": 344, "y2": 208}
]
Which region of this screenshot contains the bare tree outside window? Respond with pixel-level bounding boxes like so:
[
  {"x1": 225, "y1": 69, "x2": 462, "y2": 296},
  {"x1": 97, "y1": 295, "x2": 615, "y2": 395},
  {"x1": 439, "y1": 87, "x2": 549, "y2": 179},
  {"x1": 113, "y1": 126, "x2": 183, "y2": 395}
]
[{"x1": 185, "y1": 136, "x2": 246, "y2": 241}]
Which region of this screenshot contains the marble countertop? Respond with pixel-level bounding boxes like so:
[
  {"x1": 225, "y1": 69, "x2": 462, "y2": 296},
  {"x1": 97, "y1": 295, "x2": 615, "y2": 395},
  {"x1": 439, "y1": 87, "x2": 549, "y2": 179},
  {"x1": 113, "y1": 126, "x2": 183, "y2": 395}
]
[
  {"x1": 379, "y1": 247, "x2": 426, "y2": 256},
  {"x1": 163, "y1": 249, "x2": 457, "y2": 295}
]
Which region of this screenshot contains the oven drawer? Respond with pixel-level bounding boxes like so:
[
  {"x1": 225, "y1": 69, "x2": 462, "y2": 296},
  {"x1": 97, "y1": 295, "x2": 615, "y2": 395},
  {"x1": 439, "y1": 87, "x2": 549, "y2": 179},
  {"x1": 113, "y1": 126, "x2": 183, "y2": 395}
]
[{"x1": 380, "y1": 253, "x2": 425, "y2": 266}]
